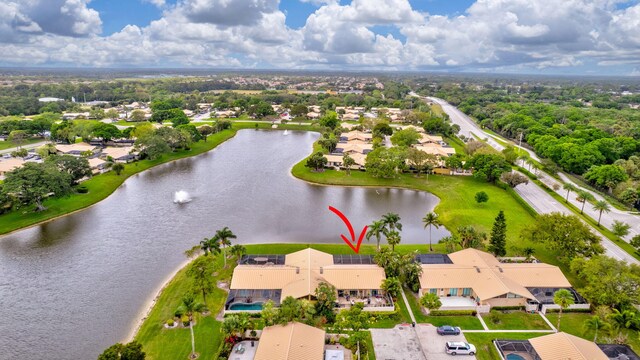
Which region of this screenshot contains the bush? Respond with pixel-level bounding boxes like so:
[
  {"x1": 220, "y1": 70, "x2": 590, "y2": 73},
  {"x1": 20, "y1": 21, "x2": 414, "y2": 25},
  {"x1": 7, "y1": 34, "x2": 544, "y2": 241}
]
[
  {"x1": 429, "y1": 310, "x2": 477, "y2": 316},
  {"x1": 166, "y1": 319, "x2": 174, "y2": 326},
  {"x1": 76, "y1": 185, "x2": 89, "y2": 194},
  {"x1": 174, "y1": 307, "x2": 185, "y2": 318},
  {"x1": 544, "y1": 307, "x2": 591, "y2": 313},
  {"x1": 488, "y1": 310, "x2": 501, "y2": 324},
  {"x1": 491, "y1": 306, "x2": 524, "y2": 311},
  {"x1": 181, "y1": 315, "x2": 190, "y2": 326}
]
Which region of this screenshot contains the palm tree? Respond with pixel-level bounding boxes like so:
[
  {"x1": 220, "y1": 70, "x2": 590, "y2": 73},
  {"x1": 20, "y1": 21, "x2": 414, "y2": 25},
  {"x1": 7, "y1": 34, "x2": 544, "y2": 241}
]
[
  {"x1": 386, "y1": 230, "x2": 401, "y2": 251},
  {"x1": 215, "y1": 227, "x2": 237, "y2": 267},
  {"x1": 422, "y1": 212, "x2": 442, "y2": 252},
  {"x1": 592, "y1": 200, "x2": 611, "y2": 226},
  {"x1": 366, "y1": 220, "x2": 386, "y2": 250},
  {"x1": 553, "y1": 289, "x2": 575, "y2": 331},
  {"x1": 420, "y1": 292, "x2": 442, "y2": 314},
  {"x1": 523, "y1": 247, "x2": 535, "y2": 261},
  {"x1": 563, "y1": 183, "x2": 578, "y2": 203},
  {"x1": 182, "y1": 293, "x2": 207, "y2": 358},
  {"x1": 440, "y1": 236, "x2": 460, "y2": 253},
  {"x1": 229, "y1": 244, "x2": 247, "y2": 259},
  {"x1": 577, "y1": 190, "x2": 595, "y2": 214},
  {"x1": 199, "y1": 236, "x2": 221, "y2": 256},
  {"x1": 382, "y1": 213, "x2": 402, "y2": 233},
  {"x1": 583, "y1": 315, "x2": 611, "y2": 342},
  {"x1": 609, "y1": 309, "x2": 638, "y2": 331}
]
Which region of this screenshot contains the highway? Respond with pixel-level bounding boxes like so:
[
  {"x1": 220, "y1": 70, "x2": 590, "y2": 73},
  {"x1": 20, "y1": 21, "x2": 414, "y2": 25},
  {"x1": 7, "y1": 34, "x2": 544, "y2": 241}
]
[{"x1": 412, "y1": 94, "x2": 638, "y2": 264}]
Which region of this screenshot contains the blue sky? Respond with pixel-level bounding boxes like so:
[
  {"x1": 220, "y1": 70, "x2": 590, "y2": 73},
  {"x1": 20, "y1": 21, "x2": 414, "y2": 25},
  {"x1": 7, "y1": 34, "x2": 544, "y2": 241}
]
[{"x1": 1, "y1": 0, "x2": 639, "y2": 75}]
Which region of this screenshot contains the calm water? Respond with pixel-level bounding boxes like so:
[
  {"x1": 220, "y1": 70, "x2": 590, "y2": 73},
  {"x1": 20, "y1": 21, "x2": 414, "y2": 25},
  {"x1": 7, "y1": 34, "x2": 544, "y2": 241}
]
[{"x1": 0, "y1": 130, "x2": 448, "y2": 359}]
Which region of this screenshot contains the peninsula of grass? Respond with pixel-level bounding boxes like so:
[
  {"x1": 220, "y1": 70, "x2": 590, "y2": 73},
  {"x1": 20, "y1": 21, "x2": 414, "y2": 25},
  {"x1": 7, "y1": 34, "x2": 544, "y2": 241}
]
[{"x1": 0, "y1": 123, "x2": 319, "y2": 235}]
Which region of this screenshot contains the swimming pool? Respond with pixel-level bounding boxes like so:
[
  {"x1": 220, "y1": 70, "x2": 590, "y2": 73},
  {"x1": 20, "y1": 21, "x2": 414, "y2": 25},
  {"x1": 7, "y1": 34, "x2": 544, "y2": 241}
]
[
  {"x1": 229, "y1": 302, "x2": 264, "y2": 311},
  {"x1": 506, "y1": 354, "x2": 526, "y2": 360}
]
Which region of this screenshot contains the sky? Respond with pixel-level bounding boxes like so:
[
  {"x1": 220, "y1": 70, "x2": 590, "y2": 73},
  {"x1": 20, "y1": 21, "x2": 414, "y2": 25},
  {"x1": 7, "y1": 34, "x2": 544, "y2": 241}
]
[{"x1": 1, "y1": 0, "x2": 639, "y2": 75}]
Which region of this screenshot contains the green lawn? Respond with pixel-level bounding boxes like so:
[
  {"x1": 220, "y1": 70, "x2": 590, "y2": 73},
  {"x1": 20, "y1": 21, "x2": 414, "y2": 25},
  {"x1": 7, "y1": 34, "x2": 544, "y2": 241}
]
[
  {"x1": 482, "y1": 311, "x2": 551, "y2": 330},
  {"x1": 0, "y1": 138, "x2": 44, "y2": 150},
  {"x1": 463, "y1": 332, "x2": 546, "y2": 360},
  {"x1": 402, "y1": 288, "x2": 483, "y2": 329}
]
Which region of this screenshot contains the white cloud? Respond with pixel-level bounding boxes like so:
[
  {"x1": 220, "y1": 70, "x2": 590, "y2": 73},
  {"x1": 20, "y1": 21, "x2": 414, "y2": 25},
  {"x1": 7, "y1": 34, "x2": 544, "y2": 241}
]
[{"x1": 142, "y1": 0, "x2": 166, "y2": 8}]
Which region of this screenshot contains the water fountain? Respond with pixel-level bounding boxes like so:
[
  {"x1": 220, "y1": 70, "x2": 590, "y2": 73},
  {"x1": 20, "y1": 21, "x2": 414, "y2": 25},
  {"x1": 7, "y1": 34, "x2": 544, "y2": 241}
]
[
  {"x1": 173, "y1": 190, "x2": 192, "y2": 204},
  {"x1": 283, "y1": 129, "x2": 289, "y2": 135}
]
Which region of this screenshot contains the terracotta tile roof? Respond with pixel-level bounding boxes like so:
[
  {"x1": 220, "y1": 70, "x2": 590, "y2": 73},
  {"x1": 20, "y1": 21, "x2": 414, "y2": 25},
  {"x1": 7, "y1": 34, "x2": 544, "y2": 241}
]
[
  {"x1": 529, "y1": 332, "x2": 608, "y2": 360},
  {"x1": 255, "y1": 322, "x2": 325, "y2": 360}
]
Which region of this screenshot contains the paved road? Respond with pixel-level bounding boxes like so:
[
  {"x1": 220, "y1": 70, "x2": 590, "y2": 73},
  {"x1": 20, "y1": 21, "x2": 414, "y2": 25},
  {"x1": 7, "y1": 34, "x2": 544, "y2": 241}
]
[
  {"x1": 412, "y1": 94, "x2": 638, "y2": 264},
  {"x1": 0, "y1": 141, "x2": 47, "y2": 155}
]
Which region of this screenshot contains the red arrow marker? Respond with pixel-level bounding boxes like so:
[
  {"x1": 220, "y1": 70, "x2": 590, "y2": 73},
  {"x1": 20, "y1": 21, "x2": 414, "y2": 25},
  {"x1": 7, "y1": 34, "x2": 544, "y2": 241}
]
[{"x1": 328, "y1": 206, "x2": 368, "y2": 254}]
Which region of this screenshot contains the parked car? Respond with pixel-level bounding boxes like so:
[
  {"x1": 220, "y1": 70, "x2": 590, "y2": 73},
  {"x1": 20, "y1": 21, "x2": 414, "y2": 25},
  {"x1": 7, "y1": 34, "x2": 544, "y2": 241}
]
[
  {"x1": 437, "y1": 325, "x2": 461, "y2": 335},
  {"x1": 445, "y1": 341, "x2": 476, "y2": 355}
]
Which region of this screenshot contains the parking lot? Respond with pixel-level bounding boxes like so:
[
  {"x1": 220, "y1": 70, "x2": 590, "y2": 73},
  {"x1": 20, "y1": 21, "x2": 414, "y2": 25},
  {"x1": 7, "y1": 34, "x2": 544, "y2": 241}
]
[{"x1": 370, "y1": 324, "x2": 477, "y2": 360}]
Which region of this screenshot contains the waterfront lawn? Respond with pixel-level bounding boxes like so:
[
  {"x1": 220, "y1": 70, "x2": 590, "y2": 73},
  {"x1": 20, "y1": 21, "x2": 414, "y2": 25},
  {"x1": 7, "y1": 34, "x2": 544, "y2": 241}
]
[
  {"x1": 463, "y1": 332, "x2": 545, "y2": 360},
  {"x1": 482, "y1": 311, "x2": 551, "y2": 330},
  {"x1": 136, "y1": 253, "x2": 233, "y2": 360}
]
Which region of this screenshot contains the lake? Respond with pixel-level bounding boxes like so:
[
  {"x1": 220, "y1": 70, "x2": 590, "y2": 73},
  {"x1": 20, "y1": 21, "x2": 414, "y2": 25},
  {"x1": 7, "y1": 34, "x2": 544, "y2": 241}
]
[{"x1": 0, "y1": 130, "x2": 449, "y2": 359}]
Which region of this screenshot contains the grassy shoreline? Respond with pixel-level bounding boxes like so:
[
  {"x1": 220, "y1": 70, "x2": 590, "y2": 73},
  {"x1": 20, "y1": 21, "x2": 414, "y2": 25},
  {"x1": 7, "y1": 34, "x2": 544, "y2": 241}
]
[{"x1": 0, "y1": 122, "x2": 318, "y2": 236}]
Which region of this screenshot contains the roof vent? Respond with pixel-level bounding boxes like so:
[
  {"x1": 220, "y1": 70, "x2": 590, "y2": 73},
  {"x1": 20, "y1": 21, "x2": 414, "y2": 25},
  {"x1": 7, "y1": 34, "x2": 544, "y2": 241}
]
[
  {"x1": 474, "y1": 266, "x2": 481, "y2": 273},
  {"x1": 296, "y1": 267, "x2": 300, "y2": 274},
  {"x1": 319, "y1": 267, "x2": 323, "y2": 274},
  {"x1": 498, "y1": 267, "x2": 504, "y2": 273}
]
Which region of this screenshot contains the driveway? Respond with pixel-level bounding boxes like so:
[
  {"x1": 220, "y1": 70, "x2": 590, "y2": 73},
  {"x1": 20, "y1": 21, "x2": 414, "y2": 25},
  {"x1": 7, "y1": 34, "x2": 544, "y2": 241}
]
[
  {"x1": 370, "y1": 325, "x2": 426, "y2": 360},
  {"x1": 415, "y1": 324, "x2": 477, "y2": 360}
]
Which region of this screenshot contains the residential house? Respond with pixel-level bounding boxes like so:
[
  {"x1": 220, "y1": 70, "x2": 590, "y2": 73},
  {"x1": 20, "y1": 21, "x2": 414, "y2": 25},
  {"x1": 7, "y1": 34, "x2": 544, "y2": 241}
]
[
  {"x1": 254, "y1": 322, "x2": 325, "y2": 360},
  {"x1": 62, "y1": 112, "x2": 91, "y2": 120},
  {"x1": 87, "y1": 157, "x2": 108, "y2": 174},
  {"x1": 55, "y1": 143, "x2": 96, "y2": 156},
  {"x1": 306, "y1": 111, "x2": 321, "y2": 119},
  {"x1": 225, "y1": 249, "x2": 391, "y2": 313},
  {"x1": 325, "y1": 153, "x2": 366, "y2": 170},
  {"x1": 100, "y1": 146, "x2": 137, "y2": 163},
  {"x1": 418, "y1": 249, "x2": 588, "y2": 313},
  {"x1": 340, "y1": 131, "x2": 372, "y2": 143},
  {"x1": 0, "y1": 157, "x2": 25, "y2": 178},
  {"x1": 495, "y1": 332, "x2": 640, "y2": 360}
]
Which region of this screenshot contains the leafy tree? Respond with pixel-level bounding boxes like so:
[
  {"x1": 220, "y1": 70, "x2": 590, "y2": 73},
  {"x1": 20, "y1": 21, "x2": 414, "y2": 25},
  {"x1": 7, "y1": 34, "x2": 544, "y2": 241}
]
[
  {"x1": 571, "y1": 256, "x2": 640, "y2": 307},
  {"x1": 319, "y1": 111, "x2": 339, "y2": 129},
  {"x1": 422, "y1": 212, "x2": 441, "y2": 252},
  {"x1": 2, "y1": 162, "x2": 72, "y2": 211},
  {"x1": 577, "y1": 190, "x2": 595, "y2": 214},
  {"x1": 276, "y1": 296, "x2": 304, "y2": 325},
  {"x1": 318, "y1": 135, "x2": 338, "y2": 153},
  {"x1": 592, "y1": 200, "x2": 611, "y2": 227},
  {"x1": 93, "y1": 123, "x2": 121, "y2": 141},
  {"x1": 475, "y1": 191, "x2": 489, "y2": 204},
  {"x1": 98, "y1": 341, "x2": 146, "y2": 360},
  {"x1": 407, "y1": 148, "x2": 435, "y2": 178},
  {"x1": 261, "y1": 300, "x2": 278, "y2": 327},
  {"x1": 366, "y1": 220, "x2": 386, "y2": 250},
  {"x1": 488, "y1": 210, "x2": 507, "y2": 257},
  {"x1": 611, "y1": 221, "x2": 631, "y2": 238},
  {"x1": 381, "y1": 277, "x2": 402, "y2": 299},
  {"x1": 584, "y1": 165, "x2": 628, "y2": 194},
  {"x1": 306, "y1": 151, "x2": 327, "y2": 171},
  {"x1": 466, "y1": 154, "x2": 511, "y2": 183},
  {"x1": 444, "y1": 153, "x2": 465, "y2": 171},
  {"x1": 314, "y1": 282, "x2": 337, "y2": 323},
  {"x1": 365, "y1": 147, "x2": 407, "y2": 178},
  {"x1": 457, "y1": 226, "x2": 486, "y2": 250},
  {"x1": 176, "y1": 124, "x2": 202, "y2": 142},
  {"x1": 440, "y1": 235, "x2": 460, "y2": 253},
  {"x1": 372, "y1": 122, "x2": 393, "y2": 137},
  {"x1": 135, "y1": 133, "x2": 171, "y2": 160},
  {"x1": 11, "y1": 148, "x2": 28, "y2": 159},
  {"x1": 523, "y1": 213, "x2": 603, "y2": 263},
  {"x1": 197, "y1": 125, "x2": 215, "y2": 141},
  {"x1": 129, "y1": 110, "x2": 146, "y2": 122},
  {"x1": 342, "y1": 154, "x2": 355, "y2": 175},
  {"x1": 630, "y1": 235, "x2": 640, "y2": 252},
  {"x1": 563, "y1": 183, "x2": 578, "y2": 203},
  {"x1": 420, "y1": 292, "x2": 442, "y2": 313},
  {"x1": 390, "y1": 128, "x2": 420, "y2": 147},
  {"x1": 112, "y1": 163, "x2": 125, "y2": 175},
  {"x1": 186, "y1": 256, "x2": 215, "y2": 303},
  {"x1": 336, "y1": 302, "x2": 370, "y2": 332},
  {"x1": 151, "y1": 99, "x2": 184, "y2": 112},
  {"x1": 105, "y1": 109, "x2": 119, "y2": 121},
  {"x1": 501, "y1": 146, "x2": 519, "y2": 164},
  {"x1": 290, "y1": 104, "x2": 308, "y2": 117},
  {"x1": 553, "y1": 289, "x2": 575, "y2": 331},
  {"x1": 500, "y1": 172, "x2": 529, "y2": 188},
  {"x1": 215, "y1": 226, "x2": 236, "y2": 268},
  {"x1": 46, "y1": 155, "x2": 92, "y2": 184},
  {"x1": 8, "y1": 130, "x2": 28, "y2": 149}
]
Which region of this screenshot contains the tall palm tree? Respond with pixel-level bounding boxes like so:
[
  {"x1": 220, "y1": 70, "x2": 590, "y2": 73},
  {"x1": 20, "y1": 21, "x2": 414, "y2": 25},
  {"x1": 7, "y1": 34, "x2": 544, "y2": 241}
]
[
  {"x1": 422, "y1": 212, "x2": 442, "y2": 252},
  {"x1": 563, "y1": 183, "x2": 578, "y2": 203},
  {"x1": 199, "y1": 236, "x2": 221, "y2": 256},
  {"x1": 577, "y1": 190, "x2": 595, "y2": 214},
  {"x1": 583, "y1": 315, "x2": 611, "y2": 342},
  {"x1": 592, "y1": 200, "x2": 611, "y2": 226},
  {"x1": 366, "y1": 220, "x2": 387, "y2": 250},
  {"x1": 609, "y1": 309, "x2": 638, "y2": 331},
  {"x1": 386, "y1": 230, "x2": 401, "y2": 251},
  {"x1": 215, "y1": 227, "x2": 237, "y2": 267},
  {"x1": 182, "y1": 293, "x2": 207, "y2": 359},
  {"x1": 382, "y1": 213, "x2": 402, "y2": 233},
  {"x1": 553, "y1": 289, "x2": 575, "y2": 331}
]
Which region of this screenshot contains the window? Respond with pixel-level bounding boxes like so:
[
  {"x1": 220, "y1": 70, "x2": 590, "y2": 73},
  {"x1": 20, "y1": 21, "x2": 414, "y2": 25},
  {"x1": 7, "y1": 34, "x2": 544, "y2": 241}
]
[
  {"x1": 507, "y1": 293, "x2": 522, "y2": 298},
  {"x1": 372, "y1": 290, "x2": 378, "y2": 296},
  {"x1": 462, "y1": 288, "x2": 471, "y2": 296},
  {"x1": 449, "y1": 288, "x2": 458, "y2": 296},
  {"x1": 430, "y1": 288, "x2": 438, "y2": 295}
]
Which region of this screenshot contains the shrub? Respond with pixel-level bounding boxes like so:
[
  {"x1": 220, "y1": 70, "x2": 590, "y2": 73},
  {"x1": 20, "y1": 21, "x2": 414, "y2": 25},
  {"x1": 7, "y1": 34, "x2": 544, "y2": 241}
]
[
  {"x1": 166, "y1": 319, "x2": 174, "y2": 327},
  {"x1": 76, "y1": 185, "x2": 89, "y2": 194},
  {"x1": 429, "y1": 310, "x2": 477, "y2": 316},
  {"x1": 488, "y1": 310, "x2": 501, "y2": 324},
  {"x1": 491, "y1": 306, "x2": 524, "y2": 311},
  {"x1": 181, "y1": 315, "x2": 190, "y2": 326},
  {"x1": 174, "y1": 307, "x2": 185, "y2": 318}
]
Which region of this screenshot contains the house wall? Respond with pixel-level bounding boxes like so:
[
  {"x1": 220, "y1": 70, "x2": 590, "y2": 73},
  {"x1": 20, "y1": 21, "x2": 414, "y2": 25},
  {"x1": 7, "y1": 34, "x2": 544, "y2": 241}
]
[{"x1": 485, "y1": 297, "x2": 527, "y2": 308}]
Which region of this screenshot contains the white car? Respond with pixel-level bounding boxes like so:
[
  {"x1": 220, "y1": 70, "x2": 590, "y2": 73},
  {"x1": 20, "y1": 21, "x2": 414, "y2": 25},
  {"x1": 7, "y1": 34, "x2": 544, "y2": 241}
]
[{"x1": 445, "y1": 341, "x2": 476, "y2": 355}]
